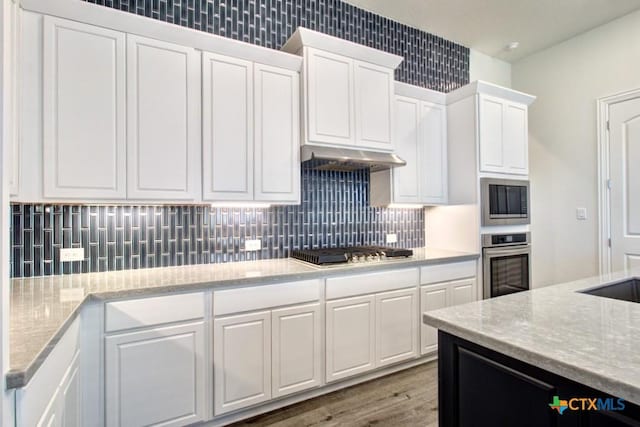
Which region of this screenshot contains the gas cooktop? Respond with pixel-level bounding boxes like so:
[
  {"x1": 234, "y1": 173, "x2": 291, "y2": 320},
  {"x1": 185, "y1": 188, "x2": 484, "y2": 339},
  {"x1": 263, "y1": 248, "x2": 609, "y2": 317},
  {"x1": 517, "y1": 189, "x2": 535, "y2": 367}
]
[{"x1": 290, "y1": 246, "x2": 413, "y2": 266}]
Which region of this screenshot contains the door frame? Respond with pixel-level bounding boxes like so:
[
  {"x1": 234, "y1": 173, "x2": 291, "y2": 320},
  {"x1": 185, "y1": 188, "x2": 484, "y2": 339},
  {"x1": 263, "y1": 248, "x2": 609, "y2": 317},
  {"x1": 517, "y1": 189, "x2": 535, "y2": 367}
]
[{"x1": 596, "y1": 87, "x2": 640, "y2": 275}]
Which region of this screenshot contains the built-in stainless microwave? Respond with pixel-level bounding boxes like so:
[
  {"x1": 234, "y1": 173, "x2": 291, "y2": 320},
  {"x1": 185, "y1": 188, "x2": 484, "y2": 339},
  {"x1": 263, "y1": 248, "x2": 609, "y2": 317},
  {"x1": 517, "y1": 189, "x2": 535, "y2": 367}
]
[{"x1": 481, "y1": 178, "x2": 530, "y2": 226}]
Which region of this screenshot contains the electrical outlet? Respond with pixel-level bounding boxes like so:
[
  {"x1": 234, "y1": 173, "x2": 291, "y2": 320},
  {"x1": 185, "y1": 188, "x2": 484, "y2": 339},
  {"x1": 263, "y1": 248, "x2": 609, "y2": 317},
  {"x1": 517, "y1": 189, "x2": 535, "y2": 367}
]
[
  {"x1": 576, "y1": 207, "x2": 587, "y2": 220},
  {"x1": 245, "y1": 239, "x2": 262, "y2": 251},
  {"x1": 60, "y1": 248, "x2": 85, "y2": 262},
  {"x1": 386, "y1": 233, "x2": 398, "y2": 244}
]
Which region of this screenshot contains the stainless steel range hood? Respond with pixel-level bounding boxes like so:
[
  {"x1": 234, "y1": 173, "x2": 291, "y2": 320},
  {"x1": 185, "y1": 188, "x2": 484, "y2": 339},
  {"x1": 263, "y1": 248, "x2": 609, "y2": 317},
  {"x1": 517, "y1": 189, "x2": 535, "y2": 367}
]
[{"x1": 301, "y1": 145, "x2": 406, "y2": 172}]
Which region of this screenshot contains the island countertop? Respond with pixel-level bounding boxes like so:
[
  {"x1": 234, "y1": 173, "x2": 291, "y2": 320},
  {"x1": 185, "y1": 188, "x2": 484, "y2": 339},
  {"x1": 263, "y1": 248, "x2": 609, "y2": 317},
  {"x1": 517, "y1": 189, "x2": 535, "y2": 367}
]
[
  {"x1": 423, "y1": 269, "x2": 640, "y2": 406},
  {"x1": 9, "y1": 246, "x2": 478, "y2": 389}
]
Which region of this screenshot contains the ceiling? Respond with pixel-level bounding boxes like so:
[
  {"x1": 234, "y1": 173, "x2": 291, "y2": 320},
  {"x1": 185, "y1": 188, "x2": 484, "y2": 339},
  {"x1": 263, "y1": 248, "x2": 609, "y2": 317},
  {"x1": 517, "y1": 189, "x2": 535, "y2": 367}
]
[{"x1": 342, "y1": 0, "x2": 640, "y2": 62}]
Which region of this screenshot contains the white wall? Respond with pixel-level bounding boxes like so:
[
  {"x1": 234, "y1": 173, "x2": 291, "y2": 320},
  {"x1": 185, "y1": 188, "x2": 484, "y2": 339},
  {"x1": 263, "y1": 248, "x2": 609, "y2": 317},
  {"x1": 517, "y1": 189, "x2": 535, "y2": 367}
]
[
  {"x1": 512, "y1": 9, "x2": 640, "y2": 287},
  {"x1": 469, "y1": 49, "x2": 512, "y2": 88}
]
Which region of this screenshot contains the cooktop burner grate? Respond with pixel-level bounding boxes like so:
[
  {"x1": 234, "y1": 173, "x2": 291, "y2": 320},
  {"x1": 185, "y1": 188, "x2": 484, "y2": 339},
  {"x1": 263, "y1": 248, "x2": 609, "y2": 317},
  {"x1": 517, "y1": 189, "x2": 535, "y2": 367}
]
[{"x1": 290, "y1": 246, "x2": 413, "y2": 265}]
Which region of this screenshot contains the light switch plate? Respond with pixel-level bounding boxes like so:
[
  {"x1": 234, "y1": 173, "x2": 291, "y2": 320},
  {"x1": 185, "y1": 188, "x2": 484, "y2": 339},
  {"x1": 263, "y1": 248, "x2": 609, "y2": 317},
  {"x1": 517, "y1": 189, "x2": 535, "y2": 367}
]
[
  {"x1": 245, "y1": 239, "x2": 261, "y2": 251},
  {"x1": 576, "y1": 207, "x2": 587, "y2": 220},
  {"x1": 60, "y1": 248, "x2": 85, "y2": 262},
  {"x1": 386, "y1": 233, "x2": 398, "y2": 244}
]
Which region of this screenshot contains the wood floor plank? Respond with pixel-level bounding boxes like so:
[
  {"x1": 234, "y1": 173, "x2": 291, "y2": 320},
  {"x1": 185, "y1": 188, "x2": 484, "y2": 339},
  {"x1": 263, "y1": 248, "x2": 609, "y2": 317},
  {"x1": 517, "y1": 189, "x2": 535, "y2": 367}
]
[{"x1": 232, "y1": 361, "x2": 439, "y2": 427}]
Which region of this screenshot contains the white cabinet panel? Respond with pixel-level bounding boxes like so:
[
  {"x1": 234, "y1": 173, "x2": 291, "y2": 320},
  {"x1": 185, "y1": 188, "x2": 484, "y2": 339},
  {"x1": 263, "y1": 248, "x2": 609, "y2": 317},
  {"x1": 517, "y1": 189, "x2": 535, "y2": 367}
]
[
  {"x1": 214, "y1": 311, "x2": 271, "y2": 414},
  {"x1": 375, "y1": 288, "x2": 418, "y2": 367},
  {"x1": 420, "y1": 284, "x2": 448, "y2": 355},
  {"x1": 105, "y1": 322, "x2": 206, "y2": 427},
  {"x1": 421, "y1": 102, "x2": 448, "y2": 204},
  {"x1": 325, "y1": 295, "x2": 375, "y2": 382},
  {"x1": 450, "y1": 278, "x2": 477, "y2": 306},
  {"x1": 305, "y1": 47, "x2": 354, "y2": 146},
  {"x1": 392, "y1": 96, "x2": 421, "y2": 203},
  {"x1": 42, "y1": 16, "x2": 126, "y2": 199},
  {"x1": 126, "y1": 35, "x2": 201, "y2": 200},
  {"x1": 478, "y1": 94, "x2": 505, "y2": 173},
  {"x1": 59, "y1": 352, "x2": 81, "y2": 427},
  {"x1": 254, "y1": 63, "x2": 300, "y2": 203},
  {"x1": 272, "y1": 303, "x2": 321, "y2": 398},
  {"x1": 503, "y1": 102, "x2": 529, "y2": 175},
  {"x1": 37, "y1": 389, "x2": 60, "y2": 427},
  {"x1": 202, "y1": 53, "x2": 253, "y2": 201},
  {"x1": 354, "y1": 60, "x2": 393, "y2": 150}
]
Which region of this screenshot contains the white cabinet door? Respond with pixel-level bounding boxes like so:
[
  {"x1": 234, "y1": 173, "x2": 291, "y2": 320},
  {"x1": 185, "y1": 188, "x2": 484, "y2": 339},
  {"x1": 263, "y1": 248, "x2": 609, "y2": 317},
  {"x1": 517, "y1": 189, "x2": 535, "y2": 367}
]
[
  {"x1": 478, "y1": 94, "x2": 505, "y2": 173},
  {"x1": 375, "y1": 288, "x2": 418, "y2": 367},
  {"x1": 214, "y1": 311, "x2": 271, "y2": 414},
  {"x1": 254, "y1": 63, "x2": 300, "y2": 203},
  {"x1": 59, "y1": 352, "x2": 81, "y2": 427},
  {"x1": 450, "y1": 278, "x2": 477, "y2": 306},
  {"x1": 354, "y1": 60, "x2": 394, "y2": 150},
  {"x1": 503, "y1": 101, "x2": 529, "y2": 175},
  {"x1": 42, "y1": 16, "x2": 126, "y2": 199},
  {"x1": 325, "y1": 295, "x2": 375, "y2": 382},
  {"x1": 392, "y1": 96, "x2": 421, "y2": 203},
  {"x1": 37, "y1": 389, "x2": 61, "y2": 427},
  {"x1": 272, "y1": 303, "x2": 321, "y2": 398},
  {"x1": 202, "y1": 53, "x2": 253, "y2": 201},
  {"x1": 421, "y1": 101, "x2": 448, "y2": 204},
  {"x1": 305, "y1": 47, "x2": 354, "y2": 146},
  {"x1": 420, "y1": 284, "x2": 448, "y2": 355},
  {"x1": 126, "y1": 35, "x2": 201, "y2": 201},
  {"x1": 105, "y1": 322, "x2": 206, "y2": 427}
]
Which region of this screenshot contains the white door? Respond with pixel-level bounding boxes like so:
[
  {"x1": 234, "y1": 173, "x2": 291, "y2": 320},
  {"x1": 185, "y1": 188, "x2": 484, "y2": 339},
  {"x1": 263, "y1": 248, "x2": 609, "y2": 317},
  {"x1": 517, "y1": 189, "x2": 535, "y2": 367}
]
[
  {"x1": 375, "y1": 288, "x2": 418, "y2": 367},
  {"x1": 354, "y1": 60, "x2": 394, "y2": 150},
  {"x1": 59, "y1": 352, "x2": 81, "y2": 427},
  {"x1": 272, "y1": 303, "x2": 321, "y2": 398},
  {"x1": 214, "y1": 311, "x2": 271, "y2": 414},
  {"x1": 609, "y1": 96, "x2": 640, "y2": 271},
  {"x1": 503, "y1": 102, "x2": 529, "y2": 175},
  {"x1": 254, "y1": 63, "x2": 300, "y2": 203},
  {"x1": 450, "y1": 278, "x2": 477, "y2": 306},
  {"x1": 421, "y1": 101, "x2": 448, "y2": 204},
  {"x1": 392, "y1": 96, "x2": 421, "y2": 203},
  {"x1": 478, "y1": 94, "x2": 505, "y2": 173},
  {"x1": 126, "y1": 35, "x2": 201, "y2": 201},
  {"x1": 42, "y1": 16, "x2": 126, "y2": 199},
  {"x1": 420, "y1": 284, "x2": 448, "y2": 355},
  {"x1": 325, "y1": 295, "x2": 375, "y2": 382},
  {"x1": 305, "y1": 47, "x2": 354, "y2": 146},
  {"x1": 202, "y1": 53, "x2": 253, "y2": 201},
  {"x1": 105, "y1": 322, "x2": 206, "y2": 427}
]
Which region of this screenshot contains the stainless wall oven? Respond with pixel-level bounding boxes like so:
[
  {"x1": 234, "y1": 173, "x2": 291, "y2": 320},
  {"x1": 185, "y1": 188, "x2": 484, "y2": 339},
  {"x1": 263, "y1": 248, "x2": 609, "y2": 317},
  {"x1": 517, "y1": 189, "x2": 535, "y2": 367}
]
[
  {"x1": 481, "y1": 178, "x2": 530, "y2": 226},
  {"x1": 483, "y1": 233, "x2": 531, "y2": 298}
]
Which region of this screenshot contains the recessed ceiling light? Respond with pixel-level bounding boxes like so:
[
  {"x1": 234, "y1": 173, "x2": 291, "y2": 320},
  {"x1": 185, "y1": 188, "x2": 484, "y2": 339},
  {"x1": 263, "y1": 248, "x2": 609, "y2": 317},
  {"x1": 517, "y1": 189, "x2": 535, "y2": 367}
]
[{"x1": 506, "y1": 41, "x2": 520, "y2": 51}]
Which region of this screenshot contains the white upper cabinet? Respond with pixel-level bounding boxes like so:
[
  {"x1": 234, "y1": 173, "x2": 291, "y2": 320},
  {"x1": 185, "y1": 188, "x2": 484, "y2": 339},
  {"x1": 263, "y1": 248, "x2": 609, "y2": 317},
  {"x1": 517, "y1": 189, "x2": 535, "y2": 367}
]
[
  {"x1": 254, "y1": 63, "x2": 300, "y2": 203},
  {"x1": 354, "y1": 60, "x2": 394, "y2": 150},
  {"x1": 42, "y1": 16, "x2": 126, "y2": 199},
  {"x1": 282, "y1": 27, "x2": 402, "y2": 152},
  {"x1": 202, "y1": 53, "x2": 254, "y2": 201},
  {"x1": 370, "y1": 83, "x2": 448, "y2": 206},
  {"x1": 503, "y1": 101, "x2": 529, "y2": 174},
  {"x1": 126, "y1": 35, "x2": 201, "y2": 201}
]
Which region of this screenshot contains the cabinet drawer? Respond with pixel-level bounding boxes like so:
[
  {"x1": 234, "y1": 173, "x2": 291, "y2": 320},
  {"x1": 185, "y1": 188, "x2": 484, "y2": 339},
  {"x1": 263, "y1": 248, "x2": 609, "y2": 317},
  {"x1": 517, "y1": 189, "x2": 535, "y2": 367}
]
[
  {"x1": 213, "y1": 279, "x2": 321, "y2": 316},
  {"x1": 105, "y1": 292, "x2": 205, "y2": 333},
  {"x1": 420, "y1": 261, "x2": 476, "y2": 285},
  {"x1": 326, "y1": 268, "x2": 419, "y2": 300}
]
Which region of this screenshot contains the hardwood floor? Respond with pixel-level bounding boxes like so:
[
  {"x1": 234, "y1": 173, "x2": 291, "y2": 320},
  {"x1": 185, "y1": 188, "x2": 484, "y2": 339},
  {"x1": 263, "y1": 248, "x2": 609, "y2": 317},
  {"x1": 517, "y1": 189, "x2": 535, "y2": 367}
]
[{"x1": 231, "y1": 361, "x2": 439, "y2": 427}]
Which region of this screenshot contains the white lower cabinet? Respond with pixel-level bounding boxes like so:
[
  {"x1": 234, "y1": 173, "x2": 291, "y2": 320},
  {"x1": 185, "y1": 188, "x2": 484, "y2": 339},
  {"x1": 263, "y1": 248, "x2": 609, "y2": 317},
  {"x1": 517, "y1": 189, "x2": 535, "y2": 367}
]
[
  {"x1": 105, "y1": 321, "x2": 207, "y2": 427},
  {"x1": 35, "y1": 351, "x2": 80, "y2": 427},
  {"x1": 214, "y1": 302, "x2": 322, "y2": 415},
  {"x1": 375, "y1": 288, "x2": 418, "y2": 367}
]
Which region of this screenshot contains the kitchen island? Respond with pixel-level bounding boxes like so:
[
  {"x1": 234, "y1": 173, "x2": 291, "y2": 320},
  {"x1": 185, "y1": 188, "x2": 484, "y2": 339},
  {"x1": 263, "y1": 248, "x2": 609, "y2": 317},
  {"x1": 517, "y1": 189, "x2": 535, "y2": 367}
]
[{"x1": 423, "y1": 269, "x2": 640, "y2": 426}]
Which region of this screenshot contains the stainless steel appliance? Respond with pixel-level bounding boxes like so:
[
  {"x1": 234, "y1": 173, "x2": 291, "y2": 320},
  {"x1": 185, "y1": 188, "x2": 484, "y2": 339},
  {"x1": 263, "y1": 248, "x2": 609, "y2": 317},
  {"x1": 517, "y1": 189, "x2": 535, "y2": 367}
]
[
  {"x1": 483, "y1": 233, "x2": 531, "y2": 298},
  {"x1": 481, "y1": 178, "x2": 530, "y2": 226},
  {"x1": 291, "y1": 246, "x2": 413, "y2": 266}
]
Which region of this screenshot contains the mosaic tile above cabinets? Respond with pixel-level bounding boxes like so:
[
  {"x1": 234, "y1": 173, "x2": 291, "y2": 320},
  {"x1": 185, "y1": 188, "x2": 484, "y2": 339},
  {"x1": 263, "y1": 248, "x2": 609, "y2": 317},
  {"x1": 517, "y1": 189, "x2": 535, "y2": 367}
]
[
  {"x1": 82, "y1": 0, "x2": 470, "y2": 92},
  {"x1": 10, "y1": 167, "x2": 424, "y2": 278}
]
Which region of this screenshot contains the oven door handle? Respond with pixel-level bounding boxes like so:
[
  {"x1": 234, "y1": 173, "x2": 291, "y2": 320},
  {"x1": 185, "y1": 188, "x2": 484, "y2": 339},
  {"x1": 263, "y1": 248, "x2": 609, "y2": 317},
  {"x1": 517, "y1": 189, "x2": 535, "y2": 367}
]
[{"x1": 484, "y1": 246, "x2": 531, "y2": 257}]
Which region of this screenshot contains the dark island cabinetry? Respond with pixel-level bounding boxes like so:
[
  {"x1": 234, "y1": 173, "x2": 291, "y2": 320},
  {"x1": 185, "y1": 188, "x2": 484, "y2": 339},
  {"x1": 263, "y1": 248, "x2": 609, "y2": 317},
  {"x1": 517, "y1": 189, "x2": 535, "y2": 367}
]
[{"x1": 438, "y1": 332, "x2": 640, "y2": 427}]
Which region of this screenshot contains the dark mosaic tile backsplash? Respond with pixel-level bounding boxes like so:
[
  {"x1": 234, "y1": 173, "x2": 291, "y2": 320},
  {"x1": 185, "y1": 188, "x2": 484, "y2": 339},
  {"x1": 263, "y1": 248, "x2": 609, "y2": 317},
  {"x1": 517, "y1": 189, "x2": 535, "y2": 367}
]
[
  {"x1": 10, "y1": 167, "x2": 424, "y2": 278},
  {"x1": 82, "y1": 0, "x2": 470, "y2": 92}
]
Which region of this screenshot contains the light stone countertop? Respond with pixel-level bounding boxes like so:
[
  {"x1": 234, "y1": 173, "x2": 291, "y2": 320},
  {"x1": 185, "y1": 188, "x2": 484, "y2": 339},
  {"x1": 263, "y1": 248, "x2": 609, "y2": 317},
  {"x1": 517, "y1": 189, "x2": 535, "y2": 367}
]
[
  {"x1": 9, "y1": 247, "x2": 478, "y2": 389},
  {"x1": 423, "y1": 269, "x2": 640, "y2": 405}
]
